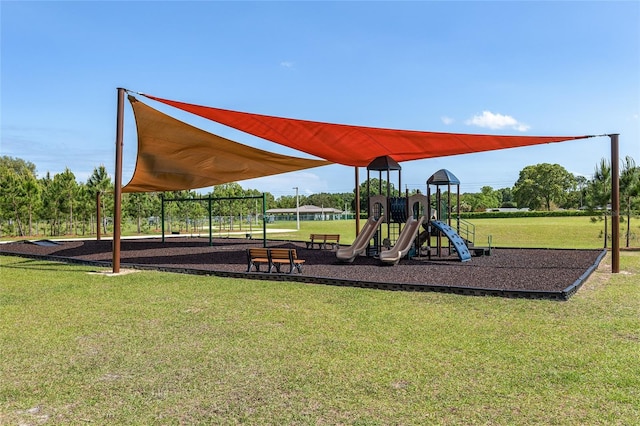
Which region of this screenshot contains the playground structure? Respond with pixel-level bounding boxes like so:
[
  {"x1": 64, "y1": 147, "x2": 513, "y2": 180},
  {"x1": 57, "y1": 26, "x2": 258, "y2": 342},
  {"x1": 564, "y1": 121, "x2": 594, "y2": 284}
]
[
  {"x1": 151, "y1": 162, "x2": 484, "y2": 266},
  {"x1": 426, "y1": 169, "x2": 474, "y2": 262},
  {"x1": 338, "y1": 159, "x2": 480, "y2": 265},
  {"x1": 109, "y1": 89, "x2": 621, "y2": 275}
]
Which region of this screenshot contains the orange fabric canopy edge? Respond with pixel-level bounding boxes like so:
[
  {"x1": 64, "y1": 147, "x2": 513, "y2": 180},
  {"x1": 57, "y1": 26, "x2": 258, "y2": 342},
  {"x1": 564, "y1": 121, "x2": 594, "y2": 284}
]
[
  {"x1": 143, "y1": 94, "x2": 592, "y2": 167},
  {"x1": 122, "y1": 96, "x2": 331, "y2": 193}
]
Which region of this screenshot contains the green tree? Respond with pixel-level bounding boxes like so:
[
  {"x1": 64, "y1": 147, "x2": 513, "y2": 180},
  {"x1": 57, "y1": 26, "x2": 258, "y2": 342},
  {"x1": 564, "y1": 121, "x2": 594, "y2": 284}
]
[
  {"x1": 0, "y1": 156, "x2": 40, "y2": 236},
  {"x1": 211, "y1": 183, "x2": 243, "y2": 230},
  {"x1": 361, "y1": 178, "x2": 400, "y2": 196},
  {"x1": 620, "y1": 156, "x2": 639, "y2": 247},
  {"x1": 75, "y1": 183, "x2": 94, "y2": 236},
  {"x1": 0, "y1": 168, "x2": 27, "y2": 235},
  {"x1": 162, "y1": 190, "x2": 197, "y2": 232},
  {"x1": 276, "y1": 194, "x2": 299, "y2": 209},
  {"x1": 513, "y1": 163, "x2": 576, "y2": 211},
  {"x1": 497, "y1": 187, "x2": 516, "y2": 208},
  {"x1": 306, "y1": 193, "x2": 334, "y2": 210},
  {"x1": 586, "y1": 159, "x2": 611, "y2": 248},
  {"x1": 240, "y1": 188, "x2": 265, "y2": 225},
  {"x1": 124, "y1": 192, "x2": 159, "y2": 234},
  {"x1": 356, "y1": 178, "x2": 399, "y2": 213},
  {"x1": 459, "y1": 187, "x2": 501, "y2": 212},
  {"x1": 53, "y1": 168, "x2": 78, "y2": 235},
  {"x1": 86, "y1": 166, "x2": 113, "y2": 234},
  {"x1": 327, "y1": 192, "x2": 356, "y2": 214},
  {"x1": 39, "y1": 173, "x2": 57, "y2": 235},
  {"x1": 0, "y1": 156, "x2": 36, "y2": 175},
  {"x1": 23, "y1": 173, "x2": 41, "y2": 236}
]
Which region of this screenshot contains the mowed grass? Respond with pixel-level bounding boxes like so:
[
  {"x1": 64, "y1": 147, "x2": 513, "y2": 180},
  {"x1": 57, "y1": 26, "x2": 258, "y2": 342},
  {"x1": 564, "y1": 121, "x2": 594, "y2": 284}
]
[
  {"x1": 1, "y1": 252, "x2": 639, "y2": 425},
  {"x1": 268, "y1": 216, "x2": 639, "y2": 249},
  {"x1": 469, "y1": 216, "x2": 639, "y2": 249}
]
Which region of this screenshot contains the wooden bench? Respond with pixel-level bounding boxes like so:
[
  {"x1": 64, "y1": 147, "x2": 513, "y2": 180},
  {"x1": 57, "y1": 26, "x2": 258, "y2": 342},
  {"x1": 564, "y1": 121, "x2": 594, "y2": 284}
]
[
  {"x1": 246, "y1": 248, "x2": 305, "y2": 274},
  {"x1": 305, "y1": 234, "x2": 340, "y2": 250},
  {"x1": 246, "y1": 248, "x2": 270, "y2": 272}
]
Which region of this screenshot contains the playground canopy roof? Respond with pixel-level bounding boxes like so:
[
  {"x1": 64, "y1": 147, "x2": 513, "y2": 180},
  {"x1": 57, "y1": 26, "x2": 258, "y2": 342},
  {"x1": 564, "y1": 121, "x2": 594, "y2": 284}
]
[
  {"x1": 367, "y1": 155, "x2": 402, "y2": 171},
  {"x1": 428, "y1": 169, "x2": 461, "y2": 185},
  {"x1": 142, "y1": 93, "x2": 593, "y2": 168}
]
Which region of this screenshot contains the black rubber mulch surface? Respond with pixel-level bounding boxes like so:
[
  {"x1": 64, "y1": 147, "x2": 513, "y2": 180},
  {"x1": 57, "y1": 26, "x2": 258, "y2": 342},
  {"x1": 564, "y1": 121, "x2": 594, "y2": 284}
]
[{"x1": 0, "y1": 237, "x2": 606, "y2": 300}]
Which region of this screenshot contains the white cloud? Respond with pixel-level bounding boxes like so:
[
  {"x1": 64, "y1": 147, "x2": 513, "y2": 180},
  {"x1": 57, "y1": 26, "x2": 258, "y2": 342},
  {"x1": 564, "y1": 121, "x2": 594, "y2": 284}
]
[
  {"x1": 280, "y1": 61, "x2": 294, "y2": 69},
  {"x1": 441, "y1": 116, "x2": 454, "y2": 125},
  {"x1": 465, "y1": 111, "x2": 530, "y2": 132}
]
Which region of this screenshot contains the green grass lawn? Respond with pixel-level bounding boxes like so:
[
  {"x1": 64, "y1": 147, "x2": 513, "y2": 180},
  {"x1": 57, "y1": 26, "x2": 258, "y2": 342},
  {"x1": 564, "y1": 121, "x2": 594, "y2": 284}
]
[
  {"x1": 1, "y1": 252, "x2": 638, "y2": 424},
  {"x1": 267, "y1": 216, "x2": 639, "y2": 249},
  {"x1": 469, "y1": 216, "x2": 639, "y2": 249}
]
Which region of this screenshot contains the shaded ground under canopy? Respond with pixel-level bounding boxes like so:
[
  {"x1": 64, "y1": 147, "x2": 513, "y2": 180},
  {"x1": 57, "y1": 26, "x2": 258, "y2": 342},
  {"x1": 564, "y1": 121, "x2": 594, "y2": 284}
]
[{"x1": 0, "y1": 237, "x2": 606, "y2": 300}]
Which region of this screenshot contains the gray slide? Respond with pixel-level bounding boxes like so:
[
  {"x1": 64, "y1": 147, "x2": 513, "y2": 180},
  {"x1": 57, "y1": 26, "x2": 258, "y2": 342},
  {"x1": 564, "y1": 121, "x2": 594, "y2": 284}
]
[
  {"x1": 336, "y1": 215, "x2": 385, "y2": 263},
  {"x1": 379, "y1": 216, "x2": 426, "y2": 265}
]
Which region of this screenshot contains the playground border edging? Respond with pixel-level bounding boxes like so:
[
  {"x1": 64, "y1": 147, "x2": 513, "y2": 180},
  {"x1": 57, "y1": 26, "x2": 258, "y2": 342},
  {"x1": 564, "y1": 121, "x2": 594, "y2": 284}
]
[
  {"x1": 560, "y1": 248, "x2": 608, "y2": 299},
  {"x1": 1, "y1": 247, "x2": 609, "y2": 301}
]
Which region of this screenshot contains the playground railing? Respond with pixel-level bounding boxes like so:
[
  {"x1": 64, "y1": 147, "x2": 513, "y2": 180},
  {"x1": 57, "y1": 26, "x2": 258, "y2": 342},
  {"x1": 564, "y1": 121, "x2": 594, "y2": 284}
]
[{"x1": 457, "y1": 218, "x2": 476, "y2": 246}]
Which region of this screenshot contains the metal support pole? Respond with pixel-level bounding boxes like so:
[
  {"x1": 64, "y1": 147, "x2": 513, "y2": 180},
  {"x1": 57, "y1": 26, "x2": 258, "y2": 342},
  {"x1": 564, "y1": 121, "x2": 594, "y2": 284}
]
[
  {"x1": 355, "y1": 167, "x2": 360, "y2": 236},
  {"x1": 456, "y1": 185, "x2": 461, "y2": 233},
  {"x1": 262, "y1": 193, "x2": 267, "y2": 248},
  {"x1": 385, "y1": 170, "x2": 390, "y2": 241},
  {"x1": 447, "y1": 183, "x2": 451, "y2": 227},
  {"x1": 112, "y1": 88, "x2": 125, "y2": 274},
  {"x1": 161, "y1": 194, "x2": 165, "y2": 243},
  {"x1": 208, "y1": 195, "x2": 213, "y2": 246},
  {"x1": 611, "y1": 134, "x2": 620, "y2": 273},
  {"x1": 436, "y1": 188, "x2": 442, "y2": 257},
  {"x1": 293, "y1": 187, "x2": 300, "y2": 230},
  {"x1": 96, "y1": 191, "x2": 101, "y2": 241},
  {"x1": 427, "y1": 184, "x2": 432, "y2": 259}
]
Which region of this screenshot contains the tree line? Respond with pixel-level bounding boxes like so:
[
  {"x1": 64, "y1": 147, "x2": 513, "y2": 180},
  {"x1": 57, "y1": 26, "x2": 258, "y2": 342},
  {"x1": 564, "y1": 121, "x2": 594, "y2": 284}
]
[
  {"x1": 1, "y1": 155, "x2": 638, "y2": 238},
  {"x1": 459, "y1": 160, "x2": 639, "y2": 214}
]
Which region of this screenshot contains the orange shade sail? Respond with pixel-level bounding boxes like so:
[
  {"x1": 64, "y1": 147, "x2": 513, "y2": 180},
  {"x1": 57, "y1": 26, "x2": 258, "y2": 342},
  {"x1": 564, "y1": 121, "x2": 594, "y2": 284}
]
[
  {"x1": 143, "y1": 94, "x2": 592, "y2": 167},
  {"x1": 123, "y1": 96, "x2": 331, "y2": 193}
]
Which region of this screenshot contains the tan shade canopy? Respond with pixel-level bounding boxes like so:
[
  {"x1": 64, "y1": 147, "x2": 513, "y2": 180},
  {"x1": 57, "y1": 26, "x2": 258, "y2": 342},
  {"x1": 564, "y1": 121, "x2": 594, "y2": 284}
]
[
  {"x1": 144, "y1": 94, "x2": 592, "y2": 167},
  {"x1": 123, "y1": 96, "x2": 331, "y2": 193}
]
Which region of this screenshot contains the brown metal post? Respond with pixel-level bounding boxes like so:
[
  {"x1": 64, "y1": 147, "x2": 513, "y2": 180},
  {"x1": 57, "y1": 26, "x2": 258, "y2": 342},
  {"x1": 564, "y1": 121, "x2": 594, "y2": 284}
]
[
  {"x1": 355, "y1": 167, "x2": 360, "y2": 236},
  {"x1": 112, "y1": 88, "x2": 125, "y2": 273},
  {"x1": 436, "y1": 188, "x2": 442, "y2": 257},
  {"x1": 456, "y1": 184, "x2": 461, "y2": 233},
  {"x1": 96, "y1": 191, "x2": 101, "y2": 241},
  {"x1": 427, "y1": 183, "x2": 432, "y2": 258},
  {"x1": 610, "y1": 134, "x2": 620, "y2": 273},
  {"x1": 447, "y1": 183, "x2": 451, "y2": 227}
]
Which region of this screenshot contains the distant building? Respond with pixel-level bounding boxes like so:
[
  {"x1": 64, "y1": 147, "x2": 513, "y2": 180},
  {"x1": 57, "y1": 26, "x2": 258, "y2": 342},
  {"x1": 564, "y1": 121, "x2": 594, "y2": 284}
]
[
  {"x1": 266, "y1": 205, "x2": 345, "y2": 221},
  {"x1": 485, "y1": 208, "x2": 530, "y2": 213}
]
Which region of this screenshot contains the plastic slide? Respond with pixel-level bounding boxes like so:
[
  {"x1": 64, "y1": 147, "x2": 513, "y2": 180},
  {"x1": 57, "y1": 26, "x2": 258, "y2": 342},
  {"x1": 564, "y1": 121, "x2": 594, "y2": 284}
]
[
  {"x1": 336, "y1": 215, "x2": 385, "y2": 263},
  {"x1": 379, "y1": 216, "x2": 426, "y2": 265},
  {"x1": 430, "y1": 220, "x2": 472, "y2": 262}
]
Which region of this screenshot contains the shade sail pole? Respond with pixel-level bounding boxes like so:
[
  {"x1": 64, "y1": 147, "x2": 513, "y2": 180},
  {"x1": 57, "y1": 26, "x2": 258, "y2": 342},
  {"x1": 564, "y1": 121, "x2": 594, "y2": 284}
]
[
  {"x1": 355, "y1": 167, "x2": 360, "y2": 236},
  {"x1": 112, "y1": 88, "x2": 125, "y2": 273},
  {"x1": 610, "y1": 134, "x2": 620, "y2": 273}
]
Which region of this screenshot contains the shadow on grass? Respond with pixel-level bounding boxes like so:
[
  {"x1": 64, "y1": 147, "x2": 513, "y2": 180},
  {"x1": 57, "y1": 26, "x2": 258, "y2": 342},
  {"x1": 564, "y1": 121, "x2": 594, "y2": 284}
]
[{"x1": 0, "y1": 258, "x2": 93, "y2": 273}]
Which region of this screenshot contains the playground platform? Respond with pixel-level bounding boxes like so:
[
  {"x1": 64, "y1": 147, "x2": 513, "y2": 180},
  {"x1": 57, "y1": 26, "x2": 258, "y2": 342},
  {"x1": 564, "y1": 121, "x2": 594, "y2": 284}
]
[{"x1": 0, "y1": 237, "x2": 606, "y2": 301}]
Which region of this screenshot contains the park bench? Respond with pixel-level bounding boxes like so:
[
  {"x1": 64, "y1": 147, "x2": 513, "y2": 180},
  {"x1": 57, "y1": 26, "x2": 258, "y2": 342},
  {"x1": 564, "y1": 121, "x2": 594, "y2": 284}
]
[
  {"x1": 246, "y1": 247, "x2": 305, "y2": 274},
  {"x1": 305, "y1": 234, "x2": 341, "y2": 250}
]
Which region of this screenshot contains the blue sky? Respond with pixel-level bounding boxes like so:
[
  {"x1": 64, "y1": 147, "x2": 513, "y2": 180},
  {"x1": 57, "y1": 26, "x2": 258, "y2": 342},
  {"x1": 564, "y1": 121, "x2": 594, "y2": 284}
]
[{"x1": 2, "y1": 1, "x2": 639, "y2": 198}]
